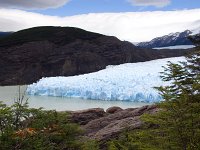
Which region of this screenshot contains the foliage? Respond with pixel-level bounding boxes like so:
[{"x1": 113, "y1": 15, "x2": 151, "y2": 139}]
[
  {"x1": 0, "y1": 86, "x2": 99, "y2": 150},
  {"x1": 108, "y1": 129, "x2": 158, "y2": 150},
  {"x1": 81, "y1": 139, "x2": 99, "y2": 150},
  {"x1": 108, "y1": 38, "x2": 200, "y2": 150}
]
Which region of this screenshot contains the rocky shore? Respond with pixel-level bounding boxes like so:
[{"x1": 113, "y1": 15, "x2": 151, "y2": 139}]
[{"x1": 69, "y1": 105, "x2": 159, "y2": 144}]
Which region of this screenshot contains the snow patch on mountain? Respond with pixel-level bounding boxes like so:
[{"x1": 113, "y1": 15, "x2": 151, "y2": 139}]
[
  {"x1": 136, "y1": 29, "x2": 199, "y2": 48},
  {"x1": 27, "y1": 57, "x2": 186, "y2": 103}
]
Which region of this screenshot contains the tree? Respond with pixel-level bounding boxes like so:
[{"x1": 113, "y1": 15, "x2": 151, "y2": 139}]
[
  {"x1": 140, "y1": 49, "x2": 200, "y2": 150},
  {"x1": 108, "y1": 35, "x2": 200, "y2": 150},
  {"x1": 0, "y1": 86, "x2": 99, "y2": 150},
  {"x1": 148, "y1": 37, "x2": 200, "y2": 150}
]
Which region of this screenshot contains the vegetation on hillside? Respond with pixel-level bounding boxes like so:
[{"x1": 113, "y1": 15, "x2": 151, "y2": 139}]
[{"x1": 0, "y1": 26, "x2": 103, "y2": 47}]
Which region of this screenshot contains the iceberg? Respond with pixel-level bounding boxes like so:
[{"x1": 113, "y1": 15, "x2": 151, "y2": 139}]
[{"x1": 27, "y1": 57, "x2": 185, "y2": 103}]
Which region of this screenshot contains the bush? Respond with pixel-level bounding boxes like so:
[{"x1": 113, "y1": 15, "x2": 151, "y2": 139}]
[{"x1": 0, "y1": 86, "x2": 99, "y2": 150}]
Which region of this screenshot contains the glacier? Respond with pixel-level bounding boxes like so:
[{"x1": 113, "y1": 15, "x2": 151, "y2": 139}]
[
  {"x1": 27, "y1": 57, "x2": 186, "y2": 103},
  {"x1": 154, "y1": 45, "x2": 195, "y2": 50}
]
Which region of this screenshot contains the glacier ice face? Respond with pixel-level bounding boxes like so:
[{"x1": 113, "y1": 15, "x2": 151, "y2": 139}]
[
  {"x1": 27, "y1": 57, "x2": 186, "y2": 103},
  {"x1": 154, "y1": 45, "x2": 195, "y2": 50}
]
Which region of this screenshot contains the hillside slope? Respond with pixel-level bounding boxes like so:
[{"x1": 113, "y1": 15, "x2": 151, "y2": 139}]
[{"x1": 0, "y1": 26, "x2": 190, "y2": 85}]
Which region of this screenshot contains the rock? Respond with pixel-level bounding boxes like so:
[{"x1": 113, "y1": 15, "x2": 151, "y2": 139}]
[
  {"x1": 106, "y1": 106, "x2": 123, "y2": 114},
  {"x1": 70, "y1": 108, "x2": 106, "y2": 125},
  {"x1": 61, "y1": 105, "x2": 160, "y2": 150},
  {"x1": 68, "y1": 105, "x2": 159, "y2": 142},
  {"x1": 67, "y1": 105, "x2": 160, "y2": 150},
  {"x1": 91, "y1": 116, "x2": 142, "y2": 142}
]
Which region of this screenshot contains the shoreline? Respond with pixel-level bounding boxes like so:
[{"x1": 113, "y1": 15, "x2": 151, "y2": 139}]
[{"x1": 68, "y1": 104, "x2": 159, "y2": 143}]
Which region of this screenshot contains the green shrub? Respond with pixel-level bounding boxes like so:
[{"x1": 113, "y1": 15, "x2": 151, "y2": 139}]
[{"x1": 0, "y1": 87, "x2": 99, "y2": 150}]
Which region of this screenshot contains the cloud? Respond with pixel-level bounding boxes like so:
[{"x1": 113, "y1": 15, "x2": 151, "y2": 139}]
[
  {"x1": 128, "y1": 0, "x2": 171, "y2": 7},
  {"x1": 0, "y1": 0, "x2": 70, "y2": 9},
  {"x1": 0, "y1": 8, "x2": 200, "y2": 42}
]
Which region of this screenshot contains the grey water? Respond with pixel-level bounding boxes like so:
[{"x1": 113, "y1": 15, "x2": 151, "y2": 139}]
[{"x1": 0, "y1": 85, "x2": 150, "y2": 111}]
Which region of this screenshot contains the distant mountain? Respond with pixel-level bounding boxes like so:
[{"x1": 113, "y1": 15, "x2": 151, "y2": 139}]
[
  {"x1": 137, "y1": 30, "x2": 194, "y2": 48},
  {"x1": 0, "y1": 32, "x2": 13, "y2": 38},
  {"x1": 0, "y1": 26, "x2": 190, "y2": 85}
]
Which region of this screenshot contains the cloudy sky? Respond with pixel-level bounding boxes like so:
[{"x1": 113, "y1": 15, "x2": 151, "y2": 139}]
[{"x1": 0, "y1": 0, "x2": 200, "y2": 42}]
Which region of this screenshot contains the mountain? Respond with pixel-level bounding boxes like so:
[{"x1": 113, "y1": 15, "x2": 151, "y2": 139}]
[
  {"x1": 0, "y1": 26, "x2": 190, "y2": 85},
  {"x1": 0, "y1": 32, "x2": 13, "y2": 38},
  {"x1": 137, "y1": 30, "x2": 194, "y2": 48}
]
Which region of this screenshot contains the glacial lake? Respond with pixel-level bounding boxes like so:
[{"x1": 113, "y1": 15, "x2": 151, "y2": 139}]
[{"x1": 0, "y1": 86, "x2": 150, "y2": 111}]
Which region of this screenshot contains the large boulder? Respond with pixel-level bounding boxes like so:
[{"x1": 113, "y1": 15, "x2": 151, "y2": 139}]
[
  {"x1": 106, "y1": 106, "x2": 123, "y2": 114},
  {"x1": 82, "y1": 105, "x2": 158, "y2": 141},
  {"x1": 69, "y1": 105, "x2": 159, "y2": 143},
  {"x1": 70, "y1": 108, "x2": 106, "y2": 125}
]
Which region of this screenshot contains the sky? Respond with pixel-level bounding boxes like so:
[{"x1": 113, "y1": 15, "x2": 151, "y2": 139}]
[{"x1": 0, "y1": 0, "x2": 200, "y2": 42}]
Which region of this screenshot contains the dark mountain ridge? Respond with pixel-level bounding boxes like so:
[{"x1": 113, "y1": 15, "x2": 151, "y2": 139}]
[
  {"x1": 0, "y1": 32, "x2": 13, "y2": 38},
  {"x1": 0, "y1": 27, "x2": 102, "y2": 47},
  {"x1": 0, "y1": 26, "x2": 190, "y2": 85}
]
